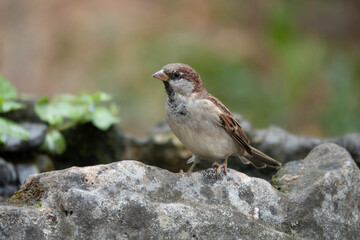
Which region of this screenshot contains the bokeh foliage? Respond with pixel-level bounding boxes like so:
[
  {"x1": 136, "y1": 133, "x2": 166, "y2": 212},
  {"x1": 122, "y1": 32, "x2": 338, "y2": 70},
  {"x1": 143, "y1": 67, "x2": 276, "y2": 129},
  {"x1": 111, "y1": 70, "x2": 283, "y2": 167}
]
[
  {"x1": 0, "y1": 76, "x2": 29, "y2": 143},
  {"x1": 1, "y1": 0, "x2": 359, "y2": 136}
]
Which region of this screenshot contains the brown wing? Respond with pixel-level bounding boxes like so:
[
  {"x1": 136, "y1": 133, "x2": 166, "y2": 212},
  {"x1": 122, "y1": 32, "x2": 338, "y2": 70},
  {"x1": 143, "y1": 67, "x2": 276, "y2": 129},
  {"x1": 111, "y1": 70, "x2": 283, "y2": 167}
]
[{"x1": 207, "y1": 96, "x2": 252, "y2": 156}]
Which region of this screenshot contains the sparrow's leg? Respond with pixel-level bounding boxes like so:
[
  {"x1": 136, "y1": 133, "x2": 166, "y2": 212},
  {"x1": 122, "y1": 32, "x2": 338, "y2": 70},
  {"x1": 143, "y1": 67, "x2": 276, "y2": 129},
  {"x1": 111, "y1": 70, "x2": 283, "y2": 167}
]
[
  {"x1": 212, "y1": 155, "x2": 229, "y2": 179},
  {"x1": 187, "y1": 156, "x2": 201, "y2": 173}
]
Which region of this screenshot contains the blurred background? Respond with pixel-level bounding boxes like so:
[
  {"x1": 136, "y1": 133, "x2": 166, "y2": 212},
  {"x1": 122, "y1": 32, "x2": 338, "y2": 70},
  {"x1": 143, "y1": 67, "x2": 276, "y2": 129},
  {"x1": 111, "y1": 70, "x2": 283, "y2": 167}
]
[{"x1": 1, "y1": 0, "x2": 359, "y2": 137}]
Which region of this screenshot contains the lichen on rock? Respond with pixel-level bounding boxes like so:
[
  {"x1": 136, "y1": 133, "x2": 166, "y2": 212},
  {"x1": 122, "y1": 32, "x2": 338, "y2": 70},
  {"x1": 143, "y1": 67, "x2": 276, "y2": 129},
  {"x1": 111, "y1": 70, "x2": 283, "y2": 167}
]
[
  {"x1": 7, "y1": 179, "x2": 44, "y2": 206},
  {"x1": 0, "y1": 143, "x2": 359, "y2": 239}
]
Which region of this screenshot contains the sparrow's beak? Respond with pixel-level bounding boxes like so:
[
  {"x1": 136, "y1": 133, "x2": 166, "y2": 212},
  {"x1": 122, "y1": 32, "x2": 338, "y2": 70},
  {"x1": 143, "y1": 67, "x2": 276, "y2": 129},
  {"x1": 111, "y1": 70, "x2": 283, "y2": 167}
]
[{"x1": 152, "y1": 69, "x2": 169, "y2": 82}]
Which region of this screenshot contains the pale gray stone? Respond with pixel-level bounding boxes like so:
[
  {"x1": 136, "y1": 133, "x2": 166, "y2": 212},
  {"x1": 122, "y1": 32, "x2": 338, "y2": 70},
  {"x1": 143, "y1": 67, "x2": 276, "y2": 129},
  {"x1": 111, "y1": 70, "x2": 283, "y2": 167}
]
[{"x1": 0, "y1": 143, "x2": 358, "y2": 240}]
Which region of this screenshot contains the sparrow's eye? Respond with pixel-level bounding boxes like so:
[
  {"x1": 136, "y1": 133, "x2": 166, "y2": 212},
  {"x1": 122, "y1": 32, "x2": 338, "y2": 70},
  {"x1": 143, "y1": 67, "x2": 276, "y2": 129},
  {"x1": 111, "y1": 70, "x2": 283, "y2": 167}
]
[{"x1": 173, "y1": 72, "x2": 180, "y2": 78}]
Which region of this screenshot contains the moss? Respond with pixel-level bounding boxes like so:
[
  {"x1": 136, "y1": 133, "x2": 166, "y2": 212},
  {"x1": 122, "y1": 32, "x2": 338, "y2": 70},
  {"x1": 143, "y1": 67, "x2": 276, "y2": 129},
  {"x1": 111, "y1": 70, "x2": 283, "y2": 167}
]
[
  {"x1": 270, "y1": 175, "x2": 288, "y2": 194},
  {"x1": 291, "y1": 220, "x2": 299, "y2": 227},
  {"x1": 270, "y1": 175, "x2": 280, "y2": 186},
  {"x1": 270, "y1": 175, "x2": 281, "y2": 189},
  {"x1": 7, "y1": 179, "x2": 44, "y2": 207}
]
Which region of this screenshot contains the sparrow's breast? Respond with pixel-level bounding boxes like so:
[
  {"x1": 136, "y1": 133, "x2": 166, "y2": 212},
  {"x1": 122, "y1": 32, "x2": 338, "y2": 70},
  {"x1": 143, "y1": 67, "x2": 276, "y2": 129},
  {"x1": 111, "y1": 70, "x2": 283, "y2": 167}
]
[{"x1": 165, "y1": 98, "x2": 240, "y2": 161}]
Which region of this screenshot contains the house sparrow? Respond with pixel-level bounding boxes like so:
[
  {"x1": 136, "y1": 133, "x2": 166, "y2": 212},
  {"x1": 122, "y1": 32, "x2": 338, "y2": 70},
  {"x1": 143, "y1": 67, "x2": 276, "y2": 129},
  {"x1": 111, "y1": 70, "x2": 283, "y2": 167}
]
[{"x1": 152, "y1": 63, "x2": 281, "y2": 178}]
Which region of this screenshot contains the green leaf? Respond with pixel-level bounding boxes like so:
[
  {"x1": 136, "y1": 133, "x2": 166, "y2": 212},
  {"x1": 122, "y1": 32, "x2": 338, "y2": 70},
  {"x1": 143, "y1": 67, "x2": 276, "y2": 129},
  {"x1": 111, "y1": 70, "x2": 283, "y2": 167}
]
[
  {"x1": 35, "y1": 97, "x2": 63, "y2": 126},
  {"x1": 109, "y1": 103, "x2": 119, "y2": 116},
  {"x1": 0, "y1": 100, "x2": 26, "y2": 113},
  {"x1": 91, "y1": 106, "x2": 119, "y2": 131},
  {"x1": 0, "y1": 117, "x2": 30, "y2": 144},
  {"x1": 77, "y1": 93, "x2": 95, "y2": 105},
  {"x1": 35, "y1": 97, "x2": 86, "y2": 126},
  {"x1": 95, "y1": 92, "x2": 112, "y2": 102},
  {"x1": 77, "y1": 92, "x2": 112, "y2": 105},
  {"x1": 0, "y1": 76, "x2": 18, "y2": 100},
  {"x1": 54, "y1": 93, "x2": 77, "y2": 102},
  {"x1": 40, "y1": 130, "x2": 66, "y2": 155},
  {"x1": 0, "y1": 134, "x2": 7, "y2": 144},
  {"x1": 34, "y1": 92, "x2": 119, "y2": 132}
]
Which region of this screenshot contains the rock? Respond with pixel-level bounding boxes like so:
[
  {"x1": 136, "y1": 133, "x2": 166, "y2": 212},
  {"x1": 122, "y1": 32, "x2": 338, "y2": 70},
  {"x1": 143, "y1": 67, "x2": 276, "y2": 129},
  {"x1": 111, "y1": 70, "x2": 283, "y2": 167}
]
[
  {"x1": 142, "y1": 120, "x2": 191, "y2": 171},
  {"x1": 16, "y1": 163, "x2": 39, "y2": 185},
  {"x1": 0, "y1": 158, "x2": 17, "y2": 186},
  {"x1": 251, "y1": 126, "x2": 322, "y2": 163},
  {"x1": 0, "y1": 122, "x2": 47, "y2": 152},
  {"x1": 0, "y1": 154, "x2": 54, "y2": 201},
  {"x1": 333, "y1": 133, "x2": 360, "y2": 166},
  {"x1": 35, "y1": 154, "x2": 55, "y2": 173},
  {"x1": 1, "y1": 143, "x2": 359, "y2": 239},
  {"x1": 274, "y1": 143, "x2": 360, "y2": 239},
  {"x1": 251, "y1": 126, "x2": 360, "y2": 167},
  {"x1": 56, "y1": 122, "x2": 191, "y2": 172},
  {"x1": 54, "y1": 123, "x2": 132, "y2": 170},
  {"x1": 0, "y1": 158, "x2": 17, "y2": 202},
  {"x1": 1, "y1": 99, "x2": 42, "y2": 123}
]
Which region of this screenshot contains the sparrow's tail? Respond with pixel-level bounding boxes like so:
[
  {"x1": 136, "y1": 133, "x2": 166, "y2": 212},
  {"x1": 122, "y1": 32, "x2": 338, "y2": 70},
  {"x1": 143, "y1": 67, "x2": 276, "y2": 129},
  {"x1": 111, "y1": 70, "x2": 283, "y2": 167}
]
[{"x1": 241, "y1": 146, "x2": 281, "y2": 169}]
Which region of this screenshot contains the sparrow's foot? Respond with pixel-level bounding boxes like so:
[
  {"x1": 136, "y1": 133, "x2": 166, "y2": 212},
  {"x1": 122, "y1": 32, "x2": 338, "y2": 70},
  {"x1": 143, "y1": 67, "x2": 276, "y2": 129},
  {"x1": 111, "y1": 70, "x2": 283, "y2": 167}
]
[
  {"x1": 187, "y1": 157, "x2": 201, "y2": 173},
  {"x1": 179, "y1": 169, "x2": 184, "y2": 173},
  {"x1": 212, "y1": 156, "x2": 229, "y2": 179}
]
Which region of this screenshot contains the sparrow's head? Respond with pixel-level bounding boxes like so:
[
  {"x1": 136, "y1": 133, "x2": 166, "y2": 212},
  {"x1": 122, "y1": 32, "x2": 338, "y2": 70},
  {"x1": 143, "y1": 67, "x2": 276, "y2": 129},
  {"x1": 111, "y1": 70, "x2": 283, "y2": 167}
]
[{"x1": 152, "y1": 63, "x2": 205, "y2": 97}]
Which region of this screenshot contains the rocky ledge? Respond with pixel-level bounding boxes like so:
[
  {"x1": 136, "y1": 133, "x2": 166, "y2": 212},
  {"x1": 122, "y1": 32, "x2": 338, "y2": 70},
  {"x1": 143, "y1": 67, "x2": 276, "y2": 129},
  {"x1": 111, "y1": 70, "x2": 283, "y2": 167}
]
[{"x1": 0, "y1": 143, "x2": 359, "y2": 240}]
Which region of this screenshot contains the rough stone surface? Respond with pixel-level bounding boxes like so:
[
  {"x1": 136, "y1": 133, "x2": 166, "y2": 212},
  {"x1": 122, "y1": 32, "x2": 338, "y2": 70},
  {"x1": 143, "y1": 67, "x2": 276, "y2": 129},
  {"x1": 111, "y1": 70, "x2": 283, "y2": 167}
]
[
  {"x1": 274, "y1": 143, "x2": 360, "y2": 239},
  {"x1": 0, "y1": 157, "x2": 43, "y2": 201},
  {"x1": 0, "y1": 122, "x2": 47, "y2": 152},
  {"x1": 0, "y1": 143, "x2": 358, "y2": 240}
]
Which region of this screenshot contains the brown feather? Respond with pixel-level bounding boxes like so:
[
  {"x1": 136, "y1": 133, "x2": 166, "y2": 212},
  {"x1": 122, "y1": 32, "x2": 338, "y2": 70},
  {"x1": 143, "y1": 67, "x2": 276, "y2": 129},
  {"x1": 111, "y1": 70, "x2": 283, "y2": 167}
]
[
  {"x1": 178, "y1": 66, "x2": 204, "y2": 93},
  {"x1": 206, "y1": 96, "x2": 252, "y2": 156},
  {"x1": 248, "y1": 146, "x2": 281, "y2": 168}
]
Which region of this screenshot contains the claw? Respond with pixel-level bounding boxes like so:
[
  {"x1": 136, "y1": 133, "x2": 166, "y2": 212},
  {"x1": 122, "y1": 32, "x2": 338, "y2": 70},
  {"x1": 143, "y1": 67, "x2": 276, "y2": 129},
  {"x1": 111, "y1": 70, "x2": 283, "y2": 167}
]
[{"x1": 212, "y1": 156, "x2": 229, "y2": 179}]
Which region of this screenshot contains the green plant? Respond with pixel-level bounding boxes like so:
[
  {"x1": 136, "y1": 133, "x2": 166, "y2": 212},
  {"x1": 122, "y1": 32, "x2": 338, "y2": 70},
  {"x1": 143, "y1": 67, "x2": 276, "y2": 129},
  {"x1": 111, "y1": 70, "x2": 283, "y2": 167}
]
[
  {"x1": 270, "y1": 175, "x2": 289, "y2": 194},
  {"x1": 35, "y1": 92, "x2": 119, "y2": 154},
  {"x1": 291, "y1": 220, "x2": 299, "y2": 227},
  {"x1": 0, "y1": 76, "x2": 30, "y2": 144}
]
